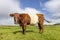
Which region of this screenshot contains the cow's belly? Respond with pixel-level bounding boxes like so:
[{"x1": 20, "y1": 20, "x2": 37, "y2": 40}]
[{"x1": 28, "y1": 14, "x2": 38, "y2": 24}]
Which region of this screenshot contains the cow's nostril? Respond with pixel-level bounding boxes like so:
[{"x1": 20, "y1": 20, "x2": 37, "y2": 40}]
[
  {"x1": 14, "y1": 22, "x2": 16, "y2": 24},
  {"x1": 14, "y1": 22, "x2": 18, "y2": 24},
  {"x1": 14, "y1": 22, "x2": 17, "y2": 24}
]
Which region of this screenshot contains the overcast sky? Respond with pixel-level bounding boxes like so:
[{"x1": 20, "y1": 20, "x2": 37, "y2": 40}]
[{"x1": 0, "y1": 0, "x2": 60, "y2": 25}]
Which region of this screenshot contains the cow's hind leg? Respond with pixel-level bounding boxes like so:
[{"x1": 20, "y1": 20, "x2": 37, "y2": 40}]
[
  {"x1": 38, "y1": 23, "x2": 44, "y2": 34},
  {"x1": 38, "y1": 23, "x2": 41, "y2": 33}
]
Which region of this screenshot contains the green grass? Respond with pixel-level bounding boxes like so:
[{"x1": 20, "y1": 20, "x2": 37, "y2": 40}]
[{"x1": 0, "y1": 25, "x2": 60, "y2": 40}]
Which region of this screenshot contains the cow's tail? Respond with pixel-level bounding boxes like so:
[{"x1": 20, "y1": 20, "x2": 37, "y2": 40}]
[{"x1": 44, "y1": 19, "x2": 51, "y2": 23}]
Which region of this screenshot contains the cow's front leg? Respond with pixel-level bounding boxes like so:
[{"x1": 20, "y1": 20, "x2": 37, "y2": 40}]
[{"x1": 21, "y1": 23, "x2": 26, "y2": 34}]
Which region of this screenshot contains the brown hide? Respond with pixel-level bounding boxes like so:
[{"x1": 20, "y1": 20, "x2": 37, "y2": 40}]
[{"x1": 19, "y1": 14, "x2": 31, "y2": 25}]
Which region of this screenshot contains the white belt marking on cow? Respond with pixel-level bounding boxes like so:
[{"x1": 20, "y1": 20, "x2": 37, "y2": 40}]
[{"x1": 28, "y1": 14, "x2": 38, "y2": 24}]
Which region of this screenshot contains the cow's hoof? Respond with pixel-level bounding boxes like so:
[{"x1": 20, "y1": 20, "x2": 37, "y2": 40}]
[
  {"x1": 22, "y1": 33, "x2": 26, "y2": 35},
  {"x1": 39, "y1": 32, "x2": 43, "y2": 34}
]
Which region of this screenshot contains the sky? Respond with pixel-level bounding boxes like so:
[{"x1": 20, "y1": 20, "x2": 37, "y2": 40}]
[{"x1": 0, "y1": 0, "x2": 60, "y2": 25}]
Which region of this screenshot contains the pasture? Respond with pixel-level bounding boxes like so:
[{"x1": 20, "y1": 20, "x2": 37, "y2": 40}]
[{"x1": 0, "y1": 25, "x2": 60, "y2": 40}]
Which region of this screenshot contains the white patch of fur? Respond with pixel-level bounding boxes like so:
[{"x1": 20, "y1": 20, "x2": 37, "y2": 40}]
[{"x1": 28, "y1": 14, "x2": 38, "y2": 24}]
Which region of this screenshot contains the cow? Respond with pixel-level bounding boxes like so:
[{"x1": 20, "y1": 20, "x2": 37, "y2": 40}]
[{"x1": 10, "y1": 13, "x2": 50, "y2": 34}]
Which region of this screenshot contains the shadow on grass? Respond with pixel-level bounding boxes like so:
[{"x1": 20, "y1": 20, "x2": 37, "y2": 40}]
[{"x1": 13, "y1": 30, "x2": 34, "y2": 34}]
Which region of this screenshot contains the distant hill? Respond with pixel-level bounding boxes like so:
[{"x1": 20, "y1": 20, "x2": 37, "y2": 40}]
[{"x1": 54, "y1": 23, "x2": 60, "y2": 25}]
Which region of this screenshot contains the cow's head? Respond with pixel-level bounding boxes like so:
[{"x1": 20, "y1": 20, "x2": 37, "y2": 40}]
[{"x1": 10, "y1": 13, "x2": 20, "y2": 24}]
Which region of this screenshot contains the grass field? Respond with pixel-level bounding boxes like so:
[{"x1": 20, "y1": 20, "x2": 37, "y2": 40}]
[{"x1": 0, "y1": 25, "x2": 60, "y2": 40}]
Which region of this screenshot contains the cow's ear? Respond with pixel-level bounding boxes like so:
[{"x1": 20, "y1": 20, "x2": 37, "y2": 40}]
[{"x1": 10, "y1": 14, "x2": 14, "y2": 17}]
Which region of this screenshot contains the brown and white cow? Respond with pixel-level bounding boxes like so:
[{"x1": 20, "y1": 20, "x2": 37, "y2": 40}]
[{"x1": 10, "y1": 13, "x2": 49, "y2": 34}]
